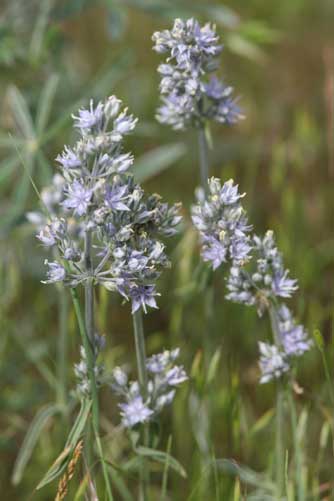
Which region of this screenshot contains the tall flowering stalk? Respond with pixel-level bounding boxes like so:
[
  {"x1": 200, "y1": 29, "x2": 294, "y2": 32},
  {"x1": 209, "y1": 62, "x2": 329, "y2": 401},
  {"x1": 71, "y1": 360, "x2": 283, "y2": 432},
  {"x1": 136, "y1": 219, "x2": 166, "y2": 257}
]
[
  {"x1": 152, "y1": 18, "x2": 243, "y2": 188},
  {"x1": 35, "y1": 95, "x2": 185, "y2": 497},
  {"x1": 192, "y1": 177, "x2": 313, "y2": 496}
]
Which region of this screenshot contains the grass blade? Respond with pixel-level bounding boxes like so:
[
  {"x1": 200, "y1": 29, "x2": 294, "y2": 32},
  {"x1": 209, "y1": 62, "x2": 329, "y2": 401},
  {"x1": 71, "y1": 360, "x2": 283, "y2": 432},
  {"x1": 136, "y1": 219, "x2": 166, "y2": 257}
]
[{"x1": 11, "y1": 403, "x2": 60, "y2": 485}]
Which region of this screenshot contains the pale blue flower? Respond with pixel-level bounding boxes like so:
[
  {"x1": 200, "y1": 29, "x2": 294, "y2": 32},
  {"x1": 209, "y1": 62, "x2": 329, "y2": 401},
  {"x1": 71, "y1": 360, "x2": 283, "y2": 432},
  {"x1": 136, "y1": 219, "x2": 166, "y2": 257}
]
[
  {"x1": 56, "y1": 146, "x2": 81, "y2": 170},
  {"x1": 72, "y1": 99, "x2": 104, "y2": 132},
  {"x1": 119, "y1": 395, "x2": 154, "y2": 428},
  {"x1": 192, "y1": 178, "x2": 252, "y2": 269},
  {"x1": 42, "y1": 260, "x2": 66, "y2": 284},
  {"x1": 278, "y1": 305, "x2": 312, "y2": 357},
  {"x1": 258, "y1": 342, "x2": 289, "y2": 384},
  {"x1": 105, "y1": 184, "x2": 129, "y2": 211},
  {"x1": 62, "y1": 180, "x2": 93, "y2": 216},
  {"x1": 129, "y1": 284, "x2": 160, "y2": 314}
]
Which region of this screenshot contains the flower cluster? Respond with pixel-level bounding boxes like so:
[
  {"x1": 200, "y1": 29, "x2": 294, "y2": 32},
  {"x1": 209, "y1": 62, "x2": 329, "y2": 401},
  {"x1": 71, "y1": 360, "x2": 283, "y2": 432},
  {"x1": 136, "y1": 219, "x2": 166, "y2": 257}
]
[
  {"x1": 111, "y1": 348, "x2": 187, "y2": 428},
  {"x1": 35, "y1": 96, "x2": 182, "y2": 314},
  {"x1": 191, "y1": 178, "x2": 252, "y2": 270},
  {"x1": 152, "y1": 18, "x2": 243, "y2": 130},
  {"x1": 225, "y1": 230, "x2": 312, "y2": 383},
  {"x1": 226, "y1": 231, "x2": 298, "y2": 313},
  {"x1": 192, "y1": 177, "x2": 312, "y2": 384},
  {"x1": 258, "y1": 342, "x2": 289, "y2": 384}
]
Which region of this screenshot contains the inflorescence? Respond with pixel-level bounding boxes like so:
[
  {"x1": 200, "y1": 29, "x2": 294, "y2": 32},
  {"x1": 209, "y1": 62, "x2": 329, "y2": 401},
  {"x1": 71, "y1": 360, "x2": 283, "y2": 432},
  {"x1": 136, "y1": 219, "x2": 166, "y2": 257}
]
[
  {"x1": 152, "y1": 18, "x2": 243, "y2": 130},
  {"x1": 191, "y1": 177, "x2": 252, "y2": 270},
  {"x1": 34, "y1": 96, "x2": 182, "y2": 314},
  {"x1": 111, "y1": 348, "x2": 187, "y2": 428},
  {"x1": 192, "y1": 178, "x2": 312, "y2": 383}
]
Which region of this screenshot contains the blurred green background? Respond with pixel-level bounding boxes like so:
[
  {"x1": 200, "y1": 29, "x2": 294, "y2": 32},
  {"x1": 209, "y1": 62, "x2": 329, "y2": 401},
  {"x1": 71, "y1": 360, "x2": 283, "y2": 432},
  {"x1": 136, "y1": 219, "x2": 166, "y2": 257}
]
[{"x1": 1, "y1": 0, "x2": 334, "y2": 499}]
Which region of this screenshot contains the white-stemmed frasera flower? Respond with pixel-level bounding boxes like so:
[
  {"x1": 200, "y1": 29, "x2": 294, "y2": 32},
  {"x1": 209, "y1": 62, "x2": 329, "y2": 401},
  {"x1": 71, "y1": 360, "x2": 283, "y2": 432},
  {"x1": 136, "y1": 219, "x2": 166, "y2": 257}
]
[
  {"x1": 35, "y1": 95, "x2": 182, "y2": 315},
  {"x1": 153, "y1": 18, "x2": 243, "y2": 131},
  {"x1": 191, "y1": 178, "x2": 252, "y2": 270},
  {"x1": 111, "y1": 348, "x2": 187, "y2": 428},
  {"x1": 192, "y1": 176, "x2": 312, "y2": 384}
]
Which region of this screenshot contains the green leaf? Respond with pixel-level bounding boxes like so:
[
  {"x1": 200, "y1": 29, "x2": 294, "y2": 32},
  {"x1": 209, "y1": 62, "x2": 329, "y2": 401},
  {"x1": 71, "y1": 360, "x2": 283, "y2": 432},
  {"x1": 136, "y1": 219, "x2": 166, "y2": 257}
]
[
  {"x1": 65, "y1": 398, "x2": 92, "y2": 448},
  {"x1": 226, "y1": 33, "x2": 267, "y2": 63},
  {"x1": 133, "y1": 143, "x2": 186, "y2": 183},
  {"x1": 29, "y1": 0, "x2": 53, "y2": 62},
  {"x1": 11, "y1": 404, "x2": 61, "y2": 485},
  {"x1": 36, "y1": 74, "x2": 59, "y2": 135},
  {"x1": 207, "y1": 348, "x2": 222, "y2": 384},
  {"x1": 0, "y1": 156, "x2": 19, "y2": 189},
  {"x1": 135, "y1": 446, "x2": 187, "y2": 479},
  {"x1": 250, "y1": 409, "x2": 274, "y2": 436},
  {"x1": 313, "y1": 329, "x2": 324, "y2": 351},
  {"x1": 214, "y1": 459, "x2": 276, "y2": 492},
  {"x1": 36, "y1": 399, "x2": 91, "y2": 490},
  {"x1": 7, "y1": 86, "x2": 35, "y2": 139}
]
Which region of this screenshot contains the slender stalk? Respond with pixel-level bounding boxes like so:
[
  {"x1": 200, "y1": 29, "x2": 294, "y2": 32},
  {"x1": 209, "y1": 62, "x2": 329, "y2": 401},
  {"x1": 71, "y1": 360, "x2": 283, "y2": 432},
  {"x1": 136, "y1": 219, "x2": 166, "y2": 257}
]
[
  {"x1": 69, "y1": 230, "x2": 114, "y2": 500},
  {"x1": 288, "y1": 388, "x2": 304, "y2": 501},
  {"x1": 84, "y1": 231, "x2": 94, "y2": 345},
  {"x1": 132, "y1": 310, "x2": 148, "y2": 395},
  {"x1": 56, "y1": 285, "x2": 68, "y2": 410},
  {"x1": 269, "y1": 305, "x2": 285, "y2": 498},
  {"x1": 70, "y1": 287, "x2": 114, "y2": 501},
  {"x1": 275, "y1": 382, "x2": 285, "y2": 499},
  {"x1": 132, "y1": 309, "x2": 149, "y2": 501},
  {"x1": 197, "y1": 123, "x2": 214, "y2": 484},
  {"x1": 198, "y1": 126, "x2": 210, "y2": 191}
]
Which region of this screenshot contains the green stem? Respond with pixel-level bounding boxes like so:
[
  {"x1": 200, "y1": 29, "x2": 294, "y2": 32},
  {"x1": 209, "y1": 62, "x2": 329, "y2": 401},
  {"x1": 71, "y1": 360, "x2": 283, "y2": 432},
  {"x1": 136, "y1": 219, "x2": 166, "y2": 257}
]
[
  {"x1": 198, "y1": 126, "x2": 210, "y2": 192},
  {"x1": 269, "y1": 305, "x2": 285, "y2": 498},
  {"x1": 56, "y1": 285, "x2": 68, "y2": 410},
  {"x1": 275, "y1": 383, "x2": 285, "y2": 499},
  {"x1": 132, "y1": 309, "x2": 149, "y2": 501},
  {"x1": 70, "y1": 287, "x2": 114, "y2": 501},
  {"x1": 288, "y1": 388, "x2": 304, "y2": 501},
  {"x1": 132, "y1": 310, "x2": 148, "y2": 396}
]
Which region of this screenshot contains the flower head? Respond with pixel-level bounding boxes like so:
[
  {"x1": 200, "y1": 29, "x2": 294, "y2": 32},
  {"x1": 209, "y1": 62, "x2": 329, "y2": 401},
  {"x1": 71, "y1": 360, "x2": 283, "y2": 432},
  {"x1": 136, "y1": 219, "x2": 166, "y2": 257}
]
[
  {"x1": 153, "y1": 18, "x2": 242, "y2": 130},
  {"x1": 192, "y1": 178, "x2": 252, "y2": 269},
  {"x1": 258, "y1": 342, "x2": 289, "y2": 384}
]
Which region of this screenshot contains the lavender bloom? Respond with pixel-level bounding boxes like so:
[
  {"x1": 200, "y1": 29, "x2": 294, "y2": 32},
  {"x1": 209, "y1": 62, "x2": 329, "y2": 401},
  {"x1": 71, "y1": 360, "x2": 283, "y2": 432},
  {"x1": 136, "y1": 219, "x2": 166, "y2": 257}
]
[
  {"x1": 111, "y1": 347, "x2": 187, "y2": 428},
  {"x1": 62, "y1": 180, "x2": 92, "y2": 216},
  {"x1": 105, "y1": 184, "x2": 129, "y2": 211},
  {"x1": 153, "y1": 18, "x2": 242, "y2": 130},
  {"x1": 192, "y1": 178, "x2": 252, "y2": 269},
  {"x1": 165, "y1": 366, "x2": 188, "y2": 386},
  {"x1": 226, "y1": 231, "x2": 298, "y2": 312},
  {"x1": 277, "y1": 305, "x2": 312, "y2": 357},
  {"x1": 119, "y1": 396, "x2": 154, "y2": 428},
  {"x1": 56, "y1": 146, "x2": 81, "y2": 170},
  {"x1": 42, "y1": 260, "x2": 65, "y2": 284},
  {"x1": 258, "y1": 342, "x2": 289, "y2": 384},
  {"x1": 72, "y1": 99, "x2": 104, "y2": 132},
  {"x1": 36, "y1": 225, "x2": 56, "y2": 247},
  {"x1": 152, "y1": 18, "x2": 222, "y2": 70},
  {"x1": 112, "y1": 110, "x2": 138, "y2": 140},
  {"x1": 146, "y1": 348, "x2": 180, "y2": 374},
  {"x1": 129, "y1": 285, "x2": 160, "y2": 314},
  {"x1": 35, "y1": 95, "x2": 181, "y2": 315}
]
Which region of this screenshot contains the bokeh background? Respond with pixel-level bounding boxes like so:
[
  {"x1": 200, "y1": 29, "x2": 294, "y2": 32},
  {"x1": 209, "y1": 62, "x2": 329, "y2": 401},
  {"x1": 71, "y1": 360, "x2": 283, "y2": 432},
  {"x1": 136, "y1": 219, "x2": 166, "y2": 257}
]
[{"x1": 1, "y1": 0, "x2": 334, "y2": 499}]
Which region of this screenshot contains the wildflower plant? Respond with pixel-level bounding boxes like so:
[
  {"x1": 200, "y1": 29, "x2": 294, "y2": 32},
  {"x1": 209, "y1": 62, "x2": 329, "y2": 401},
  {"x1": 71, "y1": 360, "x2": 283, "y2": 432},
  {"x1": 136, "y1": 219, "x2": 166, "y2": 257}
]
[
  {"x1": 152, "y1": 18, "x2": 242, "y2": 132},
  {"x1": 32, "y1": 95, "x2": 186, "y2": 498},
  {"x1": 153, "y1": 18, "x2": 244, "y2": 192},
  {"x1": 111, "y1": 348, "x2": 187, "y2": 428},
  {"x1": 192, "y1": 176, "x2": 313, "y2": 496}
]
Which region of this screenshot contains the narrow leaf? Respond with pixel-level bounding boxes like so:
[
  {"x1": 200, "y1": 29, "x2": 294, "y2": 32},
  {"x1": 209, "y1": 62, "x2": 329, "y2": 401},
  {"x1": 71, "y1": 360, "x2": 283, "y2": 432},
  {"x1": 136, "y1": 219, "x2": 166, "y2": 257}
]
[
  {"x1": 12, "y1": 404, "x2": 60, "y2": 485},
  {"x1": 36, "y1": 74, "x2": 59, "y2": 134},
  {"x1": 133, "y1": 143, "x2": 186, "y2": 183},
  {"x1": 135, "y1": 446, "x2": 187, "y2": 478}
]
